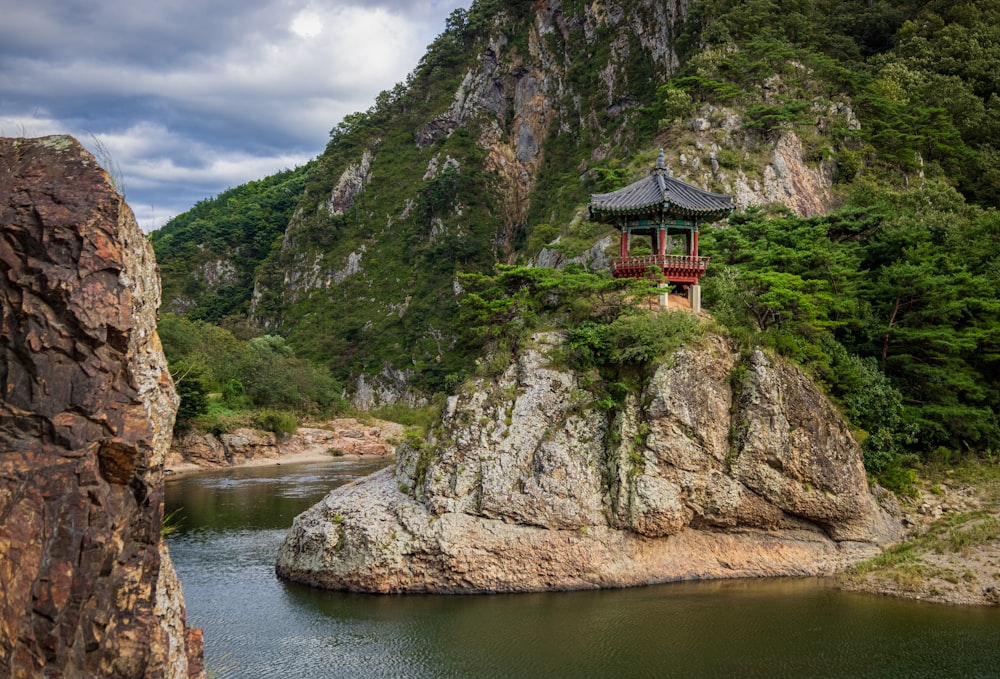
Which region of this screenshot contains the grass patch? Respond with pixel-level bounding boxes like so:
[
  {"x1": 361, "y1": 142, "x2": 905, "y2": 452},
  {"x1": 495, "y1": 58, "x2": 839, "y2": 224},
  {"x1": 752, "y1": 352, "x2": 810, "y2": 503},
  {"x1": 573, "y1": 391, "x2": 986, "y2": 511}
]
[
  {"x1": 850, "y1": 540, "x2": 920, "y2": 577},
  {"x1": 189, "y1": 399, "x2": 254, "y2": 435},
  {"x1": 849, "y1": 506, "x2": 999, "y2": 591},
  {"x1": 161, "y1": 508, "x2": 183, "y2": 539},
  {"x1": 942, "y1": 515, "x2": 1000, "y2": 554},
  {"x1": 370, "y1": 401, "x2": 443, "y2": 438},
  {"x1": 926, "y1": 457, "x2": 1000, "y2": 504}
]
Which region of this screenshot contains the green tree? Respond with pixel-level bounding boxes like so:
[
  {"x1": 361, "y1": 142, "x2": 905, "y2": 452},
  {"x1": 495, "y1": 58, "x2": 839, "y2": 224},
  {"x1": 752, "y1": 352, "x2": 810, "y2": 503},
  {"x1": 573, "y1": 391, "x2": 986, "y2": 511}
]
[{"x1": 172, "y1": 361, "x2": 209, "y2": 430}]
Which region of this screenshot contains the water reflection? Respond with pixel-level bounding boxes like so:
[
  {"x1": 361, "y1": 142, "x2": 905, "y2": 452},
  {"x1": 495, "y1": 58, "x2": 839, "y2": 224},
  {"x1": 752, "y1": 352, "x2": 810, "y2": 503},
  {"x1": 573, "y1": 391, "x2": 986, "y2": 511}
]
[
  {"x1": 166, "y1": 459, "x2": 387, "y2": 534},
  {"x1": 166, "y1": 460, "x2": 1000, "y2": 679}
]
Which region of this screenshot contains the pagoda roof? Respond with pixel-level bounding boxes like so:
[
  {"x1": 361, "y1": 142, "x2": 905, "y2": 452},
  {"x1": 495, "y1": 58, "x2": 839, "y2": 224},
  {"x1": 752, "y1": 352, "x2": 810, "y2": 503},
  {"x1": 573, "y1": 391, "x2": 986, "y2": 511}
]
[{"x1": 589, "y1": 150, "x2": 734, "y2": 221}]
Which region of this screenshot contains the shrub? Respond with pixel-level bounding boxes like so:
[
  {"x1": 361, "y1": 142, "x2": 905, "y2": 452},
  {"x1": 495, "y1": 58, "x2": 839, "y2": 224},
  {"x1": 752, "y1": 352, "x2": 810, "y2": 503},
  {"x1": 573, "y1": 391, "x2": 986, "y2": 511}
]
[
  {"x1": 221, "y1": 378, "x2": 250, "y2": 409},
  {"x1": 656, "y1": 84, "x2": 696, "y2": 126},
  {"x1": 173, "y1": 362, "x2": 209, "y2": 429},
  {"x1": 256, "y1": 409, "x2": 298, "y2": 435},
  {"x1": 569, "y1": 310, "x2": 702, "y2": 368},
  {"x1": 875, "y1": 457, "x2": 919, "y2": 497}
]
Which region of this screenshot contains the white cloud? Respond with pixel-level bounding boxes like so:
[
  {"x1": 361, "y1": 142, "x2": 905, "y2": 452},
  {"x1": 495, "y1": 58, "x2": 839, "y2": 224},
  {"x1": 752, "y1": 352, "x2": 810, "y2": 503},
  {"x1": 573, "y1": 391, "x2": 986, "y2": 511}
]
[
  {"x1": 0, "y1": 0, "x2": 470, "y2": 231},
  {"x1": 290, "y1": 9, "x2": 325, "y2": 38}
]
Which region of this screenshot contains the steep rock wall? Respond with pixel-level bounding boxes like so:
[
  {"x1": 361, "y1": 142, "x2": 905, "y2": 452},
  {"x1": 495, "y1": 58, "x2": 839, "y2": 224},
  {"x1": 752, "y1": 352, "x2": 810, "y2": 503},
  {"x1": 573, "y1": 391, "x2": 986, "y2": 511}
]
[
  {"x1": 246, "y1": 0, "x2": 700, "y2": 407},
  {"x1": 277, "y1": 332, "x2": 900, "y2": 593},
  {"x1": 0, "y1": 136, "x2": 202, "y2": 677}
]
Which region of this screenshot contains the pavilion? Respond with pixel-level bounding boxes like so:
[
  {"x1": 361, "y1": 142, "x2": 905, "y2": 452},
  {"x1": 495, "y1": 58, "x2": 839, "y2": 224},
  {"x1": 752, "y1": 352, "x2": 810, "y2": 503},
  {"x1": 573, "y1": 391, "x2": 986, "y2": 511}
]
[{"x1": 588, "y1": 150, "x2": 734, "y2": 312}]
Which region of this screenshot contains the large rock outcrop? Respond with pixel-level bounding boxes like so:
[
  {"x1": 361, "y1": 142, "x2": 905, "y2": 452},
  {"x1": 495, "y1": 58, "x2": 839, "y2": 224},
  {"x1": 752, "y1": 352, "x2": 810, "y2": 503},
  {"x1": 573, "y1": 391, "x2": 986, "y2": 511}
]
[
  {"x1": 277, "y1": 332, "x2": 901, "y2": 593},
  {"x1": 0, "y1": 136, "x2": 203, "y2": 677}
]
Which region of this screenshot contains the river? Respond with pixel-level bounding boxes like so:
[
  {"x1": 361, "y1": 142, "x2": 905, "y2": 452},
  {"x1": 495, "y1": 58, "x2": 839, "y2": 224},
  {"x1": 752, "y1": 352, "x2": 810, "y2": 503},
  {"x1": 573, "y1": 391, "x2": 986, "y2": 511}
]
[{"x1": 164, "y1": 459, "x2": 1000, "y2": 678}]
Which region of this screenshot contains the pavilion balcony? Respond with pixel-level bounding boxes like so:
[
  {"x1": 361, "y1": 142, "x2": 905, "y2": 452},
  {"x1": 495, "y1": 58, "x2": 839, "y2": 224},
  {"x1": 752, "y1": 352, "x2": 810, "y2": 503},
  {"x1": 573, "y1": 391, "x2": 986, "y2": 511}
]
[{"x1": 611, "y1": 254, "x2": 710, "y2": 283}]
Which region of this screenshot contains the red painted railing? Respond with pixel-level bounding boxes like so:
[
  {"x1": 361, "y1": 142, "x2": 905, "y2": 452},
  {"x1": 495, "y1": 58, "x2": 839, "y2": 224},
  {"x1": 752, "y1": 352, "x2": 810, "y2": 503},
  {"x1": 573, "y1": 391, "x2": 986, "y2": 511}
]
[{"x1": 611, "y1": 255, "x2": 710, "y2": 283}]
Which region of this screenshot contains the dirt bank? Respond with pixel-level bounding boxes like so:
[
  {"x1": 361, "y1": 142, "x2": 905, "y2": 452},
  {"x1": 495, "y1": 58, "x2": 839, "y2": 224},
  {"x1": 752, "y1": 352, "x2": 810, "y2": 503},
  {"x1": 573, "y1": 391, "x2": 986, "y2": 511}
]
[{"x1": 840, "y1": 465, "x2": 1000, "y2": 606}]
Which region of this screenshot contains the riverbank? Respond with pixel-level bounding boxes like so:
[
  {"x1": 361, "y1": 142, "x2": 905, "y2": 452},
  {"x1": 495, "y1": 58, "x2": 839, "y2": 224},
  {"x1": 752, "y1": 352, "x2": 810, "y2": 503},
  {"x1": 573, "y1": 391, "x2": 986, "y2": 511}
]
[
  {"x1": 164, "y1": 417, "x2": 404, "y2": 478},
  {"x1": 840, "y1": 462, "x2": 1000, "y2": 606},
  {"x1": 167, "y1": 413, "x2": 999, "y2": 607}
]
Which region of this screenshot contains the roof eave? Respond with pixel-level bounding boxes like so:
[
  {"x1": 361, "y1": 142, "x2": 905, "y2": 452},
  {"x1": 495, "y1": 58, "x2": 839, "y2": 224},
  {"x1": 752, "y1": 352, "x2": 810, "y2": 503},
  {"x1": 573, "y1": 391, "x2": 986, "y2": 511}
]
[{"x1": 591, "y1": 202, "x2": 734, "y2": 222}]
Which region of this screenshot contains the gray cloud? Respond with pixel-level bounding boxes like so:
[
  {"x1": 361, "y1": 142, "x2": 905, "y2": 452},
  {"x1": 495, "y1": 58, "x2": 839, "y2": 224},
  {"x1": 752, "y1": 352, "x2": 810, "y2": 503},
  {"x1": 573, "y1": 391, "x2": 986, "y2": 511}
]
[{"x1": 0, "y1": 0, "x2": 469, "y2": 230}]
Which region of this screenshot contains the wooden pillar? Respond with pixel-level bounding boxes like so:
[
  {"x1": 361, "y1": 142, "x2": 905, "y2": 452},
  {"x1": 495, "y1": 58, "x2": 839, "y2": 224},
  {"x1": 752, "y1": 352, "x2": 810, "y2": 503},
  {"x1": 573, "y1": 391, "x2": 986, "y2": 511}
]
[
  {"x1": 658, "y1": 227, "x2": 667, "y2": 256},
  {"x1": 692, "y1": 229, "x2": 699, "y2": 257},
  {"x1": 620, "y1": 229, "x2": 629, "y2": 258}
]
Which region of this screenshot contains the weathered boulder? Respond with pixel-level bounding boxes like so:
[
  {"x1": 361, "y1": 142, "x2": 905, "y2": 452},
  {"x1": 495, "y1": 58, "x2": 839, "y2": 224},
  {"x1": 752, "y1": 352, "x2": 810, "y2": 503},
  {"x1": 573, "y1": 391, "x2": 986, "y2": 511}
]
[
  {"x1": 277, "y1": 332, "x2": 901, "y2": 593},
  {"x1": 167, "y1": 428, "x2": 279, "y2": 468},
  {"x1": 291, "y1": 423, "x2": 399, "y2": 457},
  {"x1": 219, "y1": 428, "x2": 280, "y2": 464},
  {"x1": 169, "y1": 430, "x2": 230, "y2": 468},
  {"x1": 0, "y1": 136, "x2": 203, "y2": 677}
]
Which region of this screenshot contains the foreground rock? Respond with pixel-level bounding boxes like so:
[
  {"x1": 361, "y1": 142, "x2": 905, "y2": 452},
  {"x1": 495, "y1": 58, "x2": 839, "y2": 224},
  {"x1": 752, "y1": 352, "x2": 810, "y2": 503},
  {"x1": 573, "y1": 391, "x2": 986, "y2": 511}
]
[
  {"x1": 277, "y1": 332, "x2": 901, "y2": 593},
  {"x1": 0, "y1": 136, "x2": 203, "y2": 676}
]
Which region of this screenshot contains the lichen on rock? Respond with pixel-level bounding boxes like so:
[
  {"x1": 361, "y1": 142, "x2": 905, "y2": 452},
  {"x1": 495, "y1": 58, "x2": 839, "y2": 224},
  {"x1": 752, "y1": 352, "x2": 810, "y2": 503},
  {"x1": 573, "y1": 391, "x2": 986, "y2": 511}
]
[{"x1": 277, "y1": 331, "x2": 901, "y2": 593}]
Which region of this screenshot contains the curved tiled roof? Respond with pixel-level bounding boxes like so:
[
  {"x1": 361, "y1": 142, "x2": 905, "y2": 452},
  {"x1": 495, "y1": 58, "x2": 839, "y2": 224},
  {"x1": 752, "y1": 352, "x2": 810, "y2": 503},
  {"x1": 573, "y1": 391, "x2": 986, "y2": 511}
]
[{"x1": 589, "y1": 150, "x2": 734, "y2": 221}]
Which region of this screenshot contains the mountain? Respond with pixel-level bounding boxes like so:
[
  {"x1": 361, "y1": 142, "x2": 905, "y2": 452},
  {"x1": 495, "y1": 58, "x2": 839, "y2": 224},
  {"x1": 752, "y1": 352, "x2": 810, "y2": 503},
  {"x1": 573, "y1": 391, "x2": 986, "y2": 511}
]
[
  {"x1": 151, "y1": 0, "x2": 1000, "y2": 462},
  {"x1": 151, "y1": 166, "x2": 309, "y2": 323}
]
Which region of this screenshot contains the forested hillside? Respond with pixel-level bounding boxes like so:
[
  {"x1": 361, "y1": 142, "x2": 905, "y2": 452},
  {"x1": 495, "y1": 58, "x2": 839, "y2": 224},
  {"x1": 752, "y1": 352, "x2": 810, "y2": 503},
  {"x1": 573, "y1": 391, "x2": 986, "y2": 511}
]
[
  {"x1": 152, "y1": 165, "x2": 309, "y2": 323},
  {"x1": 151, "y1": 0, "x2": 1000, "y2": 481}
]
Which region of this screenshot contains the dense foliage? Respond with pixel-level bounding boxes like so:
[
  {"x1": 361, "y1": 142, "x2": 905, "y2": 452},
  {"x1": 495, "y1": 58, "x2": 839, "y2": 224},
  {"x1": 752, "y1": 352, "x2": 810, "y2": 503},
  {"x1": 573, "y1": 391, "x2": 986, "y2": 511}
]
[
  {"x1": 700, "y1": 181, "x2": 1000, "y2": 485},
  {"x1": 675, "y1": 0, "x2": 1000, "y2": 204},
  {"x1": 150, "y1": 166, "x2": 309, "y2": 323},
  {"x1": 459, "y1": 264, "x2": 707, "y2": 404},
  {"x1": 158, "y1": 313, "x2": 344, "y2": 433}
]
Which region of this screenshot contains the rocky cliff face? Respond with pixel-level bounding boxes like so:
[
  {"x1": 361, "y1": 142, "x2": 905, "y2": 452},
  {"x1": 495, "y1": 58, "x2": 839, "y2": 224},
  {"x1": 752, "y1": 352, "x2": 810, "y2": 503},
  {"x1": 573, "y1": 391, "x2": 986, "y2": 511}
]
[
  {"x1": 238, "y1": 1, "x2": 700, "y2": 402},
  {"x1": 277, "y1": 332, "x2": 901, "y2": 593},
  {"x1": 0, "y1": 136, "x2": 203, "y2": 677}
]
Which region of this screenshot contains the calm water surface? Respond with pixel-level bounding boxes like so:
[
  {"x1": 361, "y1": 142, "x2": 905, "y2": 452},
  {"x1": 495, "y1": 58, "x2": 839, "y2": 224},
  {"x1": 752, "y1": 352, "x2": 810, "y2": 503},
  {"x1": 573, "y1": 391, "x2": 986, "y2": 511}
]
[{"x1": 165, "y1": 460, "x2": 1000, "y2": 678}]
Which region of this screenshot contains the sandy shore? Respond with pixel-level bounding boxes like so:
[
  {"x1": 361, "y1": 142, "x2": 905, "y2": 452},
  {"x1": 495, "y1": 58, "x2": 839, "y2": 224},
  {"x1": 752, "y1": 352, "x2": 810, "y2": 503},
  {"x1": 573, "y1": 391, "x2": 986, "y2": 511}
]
[
  {"x1": 164, "y1": 417, "x2": 403, "y2": 480},
  {"x1": 163, "y1": 449, "x2": 390, "y2": 479}
]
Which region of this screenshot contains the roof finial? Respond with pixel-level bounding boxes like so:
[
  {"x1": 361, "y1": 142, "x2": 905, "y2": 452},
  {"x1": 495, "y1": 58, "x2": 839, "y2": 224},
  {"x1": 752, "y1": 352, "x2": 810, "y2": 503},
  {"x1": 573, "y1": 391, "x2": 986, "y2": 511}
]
[{"x1": 656, "y1": 148, "x2": 665, "y2": 169}]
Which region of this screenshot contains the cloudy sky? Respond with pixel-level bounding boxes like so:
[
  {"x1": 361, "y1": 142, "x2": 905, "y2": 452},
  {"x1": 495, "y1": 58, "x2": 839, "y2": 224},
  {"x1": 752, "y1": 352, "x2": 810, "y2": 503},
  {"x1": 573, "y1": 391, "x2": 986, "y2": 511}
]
[{"x1": 1, "y1": 0, "x2": 470, "y2": 231}]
